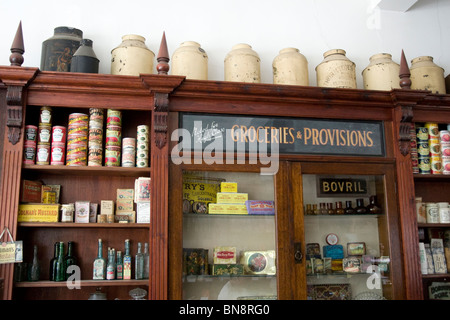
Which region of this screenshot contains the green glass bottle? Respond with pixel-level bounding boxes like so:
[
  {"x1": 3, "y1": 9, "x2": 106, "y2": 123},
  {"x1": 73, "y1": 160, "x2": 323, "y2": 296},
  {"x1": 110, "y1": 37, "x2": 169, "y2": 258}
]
[
  {"x1": 64, "y1": 241, "x2": 77, "y2": 280},
  {"x1": 135, "y1": 242, "x2": 144, "y2": 280},
  {"x1": 49, "y1": 242, "x2": 59, "y2": 281},
  {"x1": 106, "y1": 248, "x2": 116, "y2": 280},
  {"x1": 123, "y1": 239, "x2": 132, "y2": 280},
  {"x1": 116, "y1": 251, "x2": 123, "y2": 280},
  {"x1": 28, "y1": 245, "x2": 40, "y2": 281},
  {"x1": 93, "y1": 239, "x2": 106, "y2": 280},
  {"x1": 144, "y1": 243, "x2": 149, "y2": 279},
  {"x1": 54, "y1": 242, "x2": 66, "y2": 282}
]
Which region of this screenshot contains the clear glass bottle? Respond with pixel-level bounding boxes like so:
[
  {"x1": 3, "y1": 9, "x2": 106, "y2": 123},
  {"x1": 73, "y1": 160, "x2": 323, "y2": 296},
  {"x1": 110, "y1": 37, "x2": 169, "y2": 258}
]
[
  {"x1": 320, "y1": 203, "x2": 328, "y2": 215},
  {"x1": 355, "y1": 198, "x2": 368, "y2": 214},
  {"x1": 123, "y1": 239, "x2": 132, "y2": 280},
  {"x1": 28, "y1": 245, "x2": 40, "y2": 281},
  {"x1": 135, "y1": 242, "x2": 144, "y2": 280},
  {"x1": 93, "y1": 239, "x2": 106, "y2": 280},
  {"x1": 367, "y1": 195, "x2": 382, "y2": 214},
  {"x1": 116, "y1": 251, "x2": 123, "y2": 280},
  {"x1": 335, "y1": 201, "x2": 345, "y2": 215},
  {"x1": 313, "y1": 204, "x2": 320, "y2": 215},
  {"x1": 327, "y1": 203, "x2": 335, "y2": 215},
  {"x1": 54, "y1": 242, "x2": 65, "y2": 282},
  {"x1": 49, "y1": 242, "x2": 59, "y2": 281},
  {"x1": 144, "y1": 243, "x2": 149, "y2": 279},
  {"x1": 64, "y1": 241, "x2": 77, "y2": 280},
  {"x1": 344, "y1": 200, "x2": 355, "y2": 214},
  {"x1": 106, "y1": 248, "x2": 116, "y2": 280}
]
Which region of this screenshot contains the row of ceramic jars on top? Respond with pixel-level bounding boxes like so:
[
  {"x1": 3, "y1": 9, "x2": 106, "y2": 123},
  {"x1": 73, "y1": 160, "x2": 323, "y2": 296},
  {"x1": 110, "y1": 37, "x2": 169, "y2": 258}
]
[{"x1": 111, "y1": 35, "x2": 446, "y2": 93}]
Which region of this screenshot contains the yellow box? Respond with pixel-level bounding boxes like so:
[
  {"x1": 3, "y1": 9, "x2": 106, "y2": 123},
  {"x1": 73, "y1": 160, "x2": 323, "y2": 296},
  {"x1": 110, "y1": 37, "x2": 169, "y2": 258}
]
[
  {"x1": 216, "y1": 192, "x2": 248, "y2": 204},
  {"x1": 18, "y1": 204, "x2": 60, "y2": 222},
  {"x1": 220, "y1": 182, "x2": 238, "y2": 193},
  {"x1": 208, "y1": 203, "x2": 247, "y2": 215}
]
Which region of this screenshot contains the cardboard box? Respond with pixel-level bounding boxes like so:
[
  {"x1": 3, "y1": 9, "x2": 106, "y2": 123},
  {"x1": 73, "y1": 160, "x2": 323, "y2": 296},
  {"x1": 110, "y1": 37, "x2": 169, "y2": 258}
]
[
  {"x1": 208, "y1": 203, "x2": 247, "y2": 215},
  {"x1": 75, "y1": 201, "x2": 90, "y2": 223},
  {"x1": 101, "y1": 200, "x2": 114, "y2": 215},
  {"x1": 116, "y1": 199, "x2": 134, "y2": 211},
  {"x1": 115, "y1": 211, "x2": 136, "y2": 223},
  {"x1": 220, "y1": 182, "x2": 238, "y2": 193},
  {"x1": 117, "y1": 188, "x2": 134, "y2": 200},
  {"x1": 137, "y1": 202, "x2": 150, "y2": 223},
  {"x1": 18, "y1": 204, "x2": 60, "y2": 222},
  {"x1": 216, "y1": 192, "x2": 248, "y2": 204},
  {"x1": 20, "y1": 180, "x2": 42, "y2": 203}
]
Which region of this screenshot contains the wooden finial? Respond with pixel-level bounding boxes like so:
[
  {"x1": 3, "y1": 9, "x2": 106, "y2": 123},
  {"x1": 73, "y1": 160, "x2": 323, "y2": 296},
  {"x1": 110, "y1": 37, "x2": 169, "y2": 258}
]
[
  {"x1": 156, "y1": 31, "x2": 170, "y2": 75},
  {"x1": 10, "y1": 21, "x2": 25, "y2": 67},
  {"x1": 399, "y1": 49, "x2": 411, "y2": 89}
]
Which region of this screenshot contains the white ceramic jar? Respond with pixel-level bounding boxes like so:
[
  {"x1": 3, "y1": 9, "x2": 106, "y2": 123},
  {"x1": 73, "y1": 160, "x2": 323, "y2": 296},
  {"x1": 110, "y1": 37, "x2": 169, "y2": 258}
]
[
  {"x1": 316, "y1": 49, "x2": 356, "y2": 89},
  {"x1": 410, "y1": 56, "x2": 446, "y2": 94},
  {"x1": 171, "y1": 41, "x2": 208, "y2": 80},
  {"x1": 111, "y1": 35, "x2": 154, "y2": 76},
  {"x1": 272, "y1": 47, "x2": 309, "y2": 86},
  {"x1": 362, "y1": 53, "x2": 400, "y2": 91},
  {"x1": 224, "y1": 43, "x2": 261, "y2": 83}
]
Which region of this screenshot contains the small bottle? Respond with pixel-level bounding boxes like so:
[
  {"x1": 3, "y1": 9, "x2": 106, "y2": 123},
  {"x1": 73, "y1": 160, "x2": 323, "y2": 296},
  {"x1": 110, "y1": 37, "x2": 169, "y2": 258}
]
[
  {"x1": 123, "y1": 239, "x2": 132, "y2": 280},
  {"x1": 335, "y1": 201, "x2": 345, "y2": 215},
  {"x1": 313, "y1": 204, "x2": 320, "y2": 215},
  {"x1": 106, "y1": 248, "x2": 116, "y2": 280},
  {"x1": 54, "y1": 242, "x2": 65, "y2": 282},
  {"x1": 93, "y1": 239, "x2": 106, "y2": 280},
  {"x1": 367, "y1": 195, "x2": 382, "y2": 214},
  {"x1": 64, "y1": 241, "x2": 77, "y2": 280},
  {"x1": 355, "y1": 198, "x2": 367, "y2": 214},
  {"x1": 344, "y1": 201, "x2": 355, "y2": 214},
  {"x1": 28, "y1": 245, "x2": 41, "y2": 281},
  {"x1": 49, "y1": 242, "x2": 59, "y2": 281},
  {"x1": 327, "y1": 203, "x2": 335, "y2": 215},
  {"x1": 320, "y1": 203, "x2": 328, "y2": 215},
  {"x1": 305, "y1": 204, "x2": 313, "y2": 215},
  {"x1": 116, "y1": 251, "x2": 124, "y2": 280},
  {"x1": 144, "y1": 243, "x2": 149, "y2": 279},
  {"x1": 135, "y1": 242, "x2": 144, "y2": 280}
]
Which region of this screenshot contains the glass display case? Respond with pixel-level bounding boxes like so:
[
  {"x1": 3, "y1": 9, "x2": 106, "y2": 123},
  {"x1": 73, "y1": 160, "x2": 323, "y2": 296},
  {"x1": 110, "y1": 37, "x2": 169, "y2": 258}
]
[{"x1": 181, "y1": 170, "x2": 277, "y2": 300}]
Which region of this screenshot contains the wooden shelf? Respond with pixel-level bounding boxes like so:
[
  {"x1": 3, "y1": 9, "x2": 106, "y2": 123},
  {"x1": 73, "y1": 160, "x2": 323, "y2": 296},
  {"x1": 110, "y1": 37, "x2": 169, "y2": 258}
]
[
  {"x1": 18, "y1": 222, "x2": 150, "y2": 228},
  {"x1": 414, "y1": 174, "x2": 450, "y2": 180},
  {"x1": 14, "y1": 279, "x2": 149, "y2": 288},
  {"x1": 418, "y1": 223, "x2": 450, "y2": 228},
  {"x1": 421, "y1": 273, "x2": 450, "y2": 280},
  {"x1": 22, "y1": 164, "x2": 150, "y2": 177}
]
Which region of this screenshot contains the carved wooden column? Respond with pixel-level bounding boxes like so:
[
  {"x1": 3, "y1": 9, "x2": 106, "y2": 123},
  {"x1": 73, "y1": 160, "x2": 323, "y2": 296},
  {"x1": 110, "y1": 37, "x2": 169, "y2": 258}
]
[
  {"x1": 141, "y1": 32, "x2": 184, "y2": 300},
  {"x1": 392, "y1": 50, "x2": 425, "y2": 299},
  {"x1": 0, "y1": 22, "x2": 38, "y2": 300}
]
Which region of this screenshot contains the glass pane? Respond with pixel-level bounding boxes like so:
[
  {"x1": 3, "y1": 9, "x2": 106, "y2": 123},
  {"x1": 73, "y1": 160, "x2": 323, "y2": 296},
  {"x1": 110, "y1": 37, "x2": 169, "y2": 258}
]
[
  {"x1": 182, "y1": 170, "x2": 277, "y2": 300},
  {"x1": 302, "y1": 174, "x2": 392, "y2": 300}
]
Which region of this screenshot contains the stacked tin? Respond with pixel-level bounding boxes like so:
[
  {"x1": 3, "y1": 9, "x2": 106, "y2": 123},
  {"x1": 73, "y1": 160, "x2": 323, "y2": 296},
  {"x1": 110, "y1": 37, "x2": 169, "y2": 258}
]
[
  {"x1": 36, "y1": 106, "x2": 52, "y2": 165},
  {"x1": 136, "y1": 125, "x2": 149, "y2": 167},
  {"x1": 105, "y1": 109, "x2": 122, "y2": 167},
  {"x1": 409, "y1": 123, "x2": 419, "y2": 174},
  {"x1": 440, "y1": 125, "x2": 450, "y2": 174},
  {"x1": 50, "y1": 125, "x2": 66, "y2": 165},
  {"x1": 66, "y1": 113, "x2": 88, "y2": 166},
  {"x1": 23, "y1": 125, "x2": 38, "y2": 164},
  {"x1": 416, "y1": 125, "x2": 431, "y2": 174},
  {"x1": 88, "y1": 108, "x2": 104, "y2": 166},
  {"x1": 122, "y1": 137, "x2": 136, "y2": 167},
  {"x1": 426, "y1": 122, "x2": 442, "y2": 174}
]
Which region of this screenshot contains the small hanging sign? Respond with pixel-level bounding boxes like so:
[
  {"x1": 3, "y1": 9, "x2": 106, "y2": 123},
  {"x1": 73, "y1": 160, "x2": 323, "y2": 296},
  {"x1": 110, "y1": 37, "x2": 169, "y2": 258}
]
[{"x1": 0, "y1": 227, "x2": 23, "y2": 264}]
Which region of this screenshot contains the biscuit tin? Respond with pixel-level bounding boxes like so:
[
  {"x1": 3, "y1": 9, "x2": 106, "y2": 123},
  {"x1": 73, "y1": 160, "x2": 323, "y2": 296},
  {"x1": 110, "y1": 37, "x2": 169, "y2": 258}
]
[
  {"x1": 212, "y1": 264, "x2": 244, "y2": 276},
  {"x1": 240, "y1": 250, "x2": 276, "y2": 275},
  {"x1": 213, "y1": 246, "x2": 237, "y2": 264},
  {"x1": 184, "y1": 248, "x2": 209, "y2": 275}
]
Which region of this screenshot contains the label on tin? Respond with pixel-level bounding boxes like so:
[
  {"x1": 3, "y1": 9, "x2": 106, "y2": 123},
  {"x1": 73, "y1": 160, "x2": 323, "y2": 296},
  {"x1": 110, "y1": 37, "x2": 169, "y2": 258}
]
[
  {"x1": 25, "y1": 126, "x2": 38, "y2": 142},
  {"x1": 416, "y1": 127, "x2": 428, "y2": 141},
  {"x1": 51, "y1": 146, "x2": 65, "y2": 163},
  {"x1": 418, "y1": 157, "x2": 431, "y2": 173},
  {"x1": 52, "y1": 127, "x2": 66, "y2": 143},
  {"x1": 37, "y1": 145, "x2": 50, "y2": 162},
  {"x1": 426, "y1": 204, "x2": 439, "y2": 223},
  {"x1": 40, "y1": 108, "x2": 52, "y2": 124}
]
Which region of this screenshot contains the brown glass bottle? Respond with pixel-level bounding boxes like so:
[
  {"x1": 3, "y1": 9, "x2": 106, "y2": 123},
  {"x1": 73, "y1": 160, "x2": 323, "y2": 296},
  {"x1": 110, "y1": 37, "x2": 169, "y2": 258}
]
[
  {"x1": 327, "y1": 203, "x2": 335, "y2": 215},
  {"x1": 305, "y1": 204, "x2": 313, "y2": 215},
  {"x1": 320, "y1": 203, "x2": 328, "y2": 215},
  {"x1": 335, "y1": 201, "x2": 345, "y2": 214},
  {"x1": 367, "y1": 195, "x2": 382, "y2": 214},
  {"x1": 313, "y1": 204, "x2": 320, "y2": 215},
  {"x1": 355, "y1": 198, "x2": 367, "y2": 214},
  {"x1": 344, "y1": 200, "x2": 355, "y2": 214}
]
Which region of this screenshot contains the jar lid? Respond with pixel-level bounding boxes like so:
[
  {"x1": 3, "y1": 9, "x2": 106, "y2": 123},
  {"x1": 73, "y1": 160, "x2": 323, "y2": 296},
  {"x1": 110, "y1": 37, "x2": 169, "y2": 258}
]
[
  {"x1": 54, "y1": 26, "x2": 83, "y2": 38},
  {"x1": 323, "y1": 49, "x2": 346, "y2": 57}
]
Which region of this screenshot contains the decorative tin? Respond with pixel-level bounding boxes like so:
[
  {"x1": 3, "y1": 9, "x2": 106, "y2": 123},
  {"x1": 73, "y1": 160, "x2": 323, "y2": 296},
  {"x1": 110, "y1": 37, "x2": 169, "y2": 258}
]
[
  {"x1": 40, "y1": 27, "x2": 83, "y2": 72},
  {"x1": 224, "y1": 43, "x2": 261, "y2": 83},
  {"x1": 88, "y1": 147, "x2": 103, "y2": 166},
  {"x1": 323, "y1": 244, "x2": 344, "y2": 259},
  {"x1": 362, "y1": 53, "x2": 400, "y2": 91},
  {"x1": 316, "y1": 49, "x2": 356, "y2": 89},
  {"x1": 70, "y1": 39, "x2": 99, "y2": 74},
  {"x1": 111, "y1": 35, "x2": 155, "y2": 76},
  {"x1": 240, "y1": 250, "x2": 276, "y2": 275},
  {"x1": 272, "y1": 47, "x2": 309, "y2": 86},
  {"x1": 183, "y1": 248, "x2": 209, "y2": 275},
  {"x1": 213, "y1": 247, "x2": 237, "y2": 264},
  {"x1": 418, "y1": 156, "x2": 431, "y2": 174},
  {"x1": 343, "y1": 257, "x2": 361, "y2": 273},
  {"x1": 105, "y1": 149, "x2": 121, "y2": 167},
  {"x1": 347, "y1": 242, "x2": 366, "y2": 256},
  {"x1": 426, "y1": 202, "x2": 439, "y2": 223},
  {"x1": 438, "y1": 202, "x2": 450, "y2": 223},
  {"x1": 106, "y1": 109, "x2": 122, "y2": 127},
  {"x1": 410, "y1": 56, "x2": 446, "y2": 94},
  {"x1": 416, "y1": 127, "x2": 429, "y2": 141},
  {"x1": 171, "y1": 41, "x2": 208, "y2": 80}
]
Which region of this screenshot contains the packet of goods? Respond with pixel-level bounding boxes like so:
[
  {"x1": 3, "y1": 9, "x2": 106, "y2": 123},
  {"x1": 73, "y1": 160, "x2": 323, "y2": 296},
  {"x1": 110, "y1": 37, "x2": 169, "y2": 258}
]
[{"x1": 245, "y1": 200, "x2": 275, "y2": 215}]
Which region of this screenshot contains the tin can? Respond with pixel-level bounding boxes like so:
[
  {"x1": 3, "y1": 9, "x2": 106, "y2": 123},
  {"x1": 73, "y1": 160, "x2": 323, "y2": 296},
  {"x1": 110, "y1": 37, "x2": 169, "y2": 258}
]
[
  {"x1": 426, "y1": 202, "x2": 439, "y2": 223},
  {"x1": 105, "y1": 149, "x2": 121, "y2": 167},
  {"x1": 425, "y1": 122, "x2": 439, "y2": 138},
  {"x1": 418, "y1": 156, "x2": 431, "y2": 174},
  {"x1": 440, "y1": 130, "x2": 450, "y2": 143},
  {"x1": 51, "y1": 126, "x2": 66, "y2": 144},
  {"x1": 67, "y1": 135, "x2": 88, "y2": 146},
  {"x1": 60, "y1": 203, "x2": 75, "y2": 222},
  {"x1": 416, "y1": 127, "x2": 428, "y2": 141},
  {"x1": 136, "y1": 157, "x2": 149, "y2": 168},
  {"x1": 68, "y1": 113, "x2": 88, "y2": 125},
  {"x1": 431, "y1": 156, "x2": 442, "y2": 174},
  {"x1": 97, "y1": 214, "x2": 107, "y2": 223},
  {"x1": 122, "y1": 137, "x2": 136, "y2": 150},
  {"x1": 441, "y1": 142, "x2": 450, "y2": 157},
  {"x1": 36, "y1": 144, "x2": 50, "y2": 165},
  {"x1": 105, "y1": 129, "x2": 122, "y2": 147},
  {"x1": 88, "y1": 128, "x2": 103, "y2": 146},
  {"x1": 42, "y1": 191, "x2": 56, "y2": 204},
  {"x1": 429, "y1": 138, "x2": 441, "y2": 155},
  {"x1": 89, "y1": 108, "x2": 104, "y2": 122},
  {"x1": 442, "y1": 156, "x2": 450, "y2": 174},
  {"x1": 25, "y1": 125, "x2": 38, "y2": 142},
  {"x1": 438, "y1": 202, "x2": 450, "y2": 223},
  {"x1": 23, "y1": 143, "x2": 36, "y2": 164},
  {"x1": 39, "y1": 106, "x2": 52, "y2": 125},
  {"x1": 417, "y1": 142, "x2": 430, "y2": 157},
  {"x1": 121, "y1": 150, "x2": 136, "y2": 167},
  {"x1": 106, "y1": 109, "x2": 122, "y2": 127},
  {"x1": 38, "y1": 125, "x2": 52, "y2": 144},
  {"x1": 88, "y1": 147, "x2": 103, "y2": 166},
  {"x1": 68, "y1": 125, "x2": 88, "y2": 135},
  {"x1": 137, "y1": 125, "x2": 149, "y2": 134},
  {"x1": 51, "y1": 143, "x2": 66, "y2": 165}
]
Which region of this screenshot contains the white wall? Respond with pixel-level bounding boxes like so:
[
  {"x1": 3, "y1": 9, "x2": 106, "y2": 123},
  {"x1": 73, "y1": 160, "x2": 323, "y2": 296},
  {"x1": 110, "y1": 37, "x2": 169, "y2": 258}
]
[{"x1": 1, "y1": 0, "x2": 449, "y2": 88}]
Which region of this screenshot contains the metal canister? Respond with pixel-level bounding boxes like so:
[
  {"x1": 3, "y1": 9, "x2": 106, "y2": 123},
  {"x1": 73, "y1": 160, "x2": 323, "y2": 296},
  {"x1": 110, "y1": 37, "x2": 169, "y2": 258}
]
[
  {"x1": 416, "y1": 127, "x2": 428, "y2": 141},
  {"x1": 105, "y1": 148, "x2": 121, "y2": 167},
  {"x1": 23, "y1": 141, "x2": 36, "y2": 164},
  {"x1": 38, "y1": 125, "x2": 52, "y2": 144},
  {"x1": 442, "y1": 156, "x2": 450, "y2": 174},
  {"x1": 88, "y1": 147, "x2": 103, "y2": 166},
  {"x1": 426, "y1": 202, "x2": 439, "y2": 223},
  {"x1": 417, "y1": 142, "x2": 430, "y2": 157},
  {"x1": 418, "y1": 156, "x2": 431, "y2": 174},
  {"x1": 105, "y1": 128, "x2": 122, "y2": 147},
  {"x1": 429, "y1": 138, "x2": 441, "y2": 155},
  {"x1": 106, "y1": 109, "x2": 122, "y2": 127},
  {"x1": 68, "y1": 113, "x2": 89, "y2": 126},
  {"x1": 36, "y1": 143, "x2": 50, "y2": 165},
  {"x1": 88, "y1": 127, "x2": 103, "y2": 146},
  {"x1": 42, "y1": 191, "x2": 56, "y2": 204},
  {"x1": 430, "y1": 155, "x2": 443, "y2": 174},
  {"x1": 51, "y1": 126, "x2": 66, "y2": 144},
  {"x1": 425, "y1": 122, "x2": 439, "y2": 139},
  {"x1": 50, "y1": 143, "x2": 66, "y2": 165},
  {"x1": 39, "y1": 106, "x2": 52, "y2": 126},
  {"x1": 25, "y1": 125, "x2": 38, "y2": 143}
]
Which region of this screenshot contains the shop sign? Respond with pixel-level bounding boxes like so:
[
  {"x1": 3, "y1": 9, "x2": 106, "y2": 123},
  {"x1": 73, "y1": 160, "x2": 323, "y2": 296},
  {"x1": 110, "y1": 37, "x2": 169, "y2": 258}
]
[
  {"x1": 317, "y1": 177, "x2": 368, "y2": 197},
  {"x1": 178, "y1": 113, "x2": 385, "y2": 157}
]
